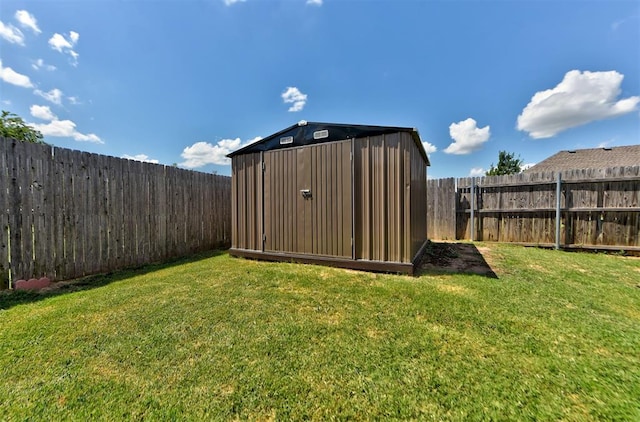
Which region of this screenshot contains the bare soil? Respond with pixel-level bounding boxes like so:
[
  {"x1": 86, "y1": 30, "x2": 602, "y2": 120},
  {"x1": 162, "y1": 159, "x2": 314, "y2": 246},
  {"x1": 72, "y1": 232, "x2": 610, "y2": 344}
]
[{"x1": 419, "y1": 241, "x2": 497, "y2": 278}]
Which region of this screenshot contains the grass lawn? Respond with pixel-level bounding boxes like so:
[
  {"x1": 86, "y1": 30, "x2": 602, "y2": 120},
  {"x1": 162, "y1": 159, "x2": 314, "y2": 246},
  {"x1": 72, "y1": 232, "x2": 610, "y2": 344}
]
[{"x1": 1, "y1": 244, "x2": 639, "y2": 420}]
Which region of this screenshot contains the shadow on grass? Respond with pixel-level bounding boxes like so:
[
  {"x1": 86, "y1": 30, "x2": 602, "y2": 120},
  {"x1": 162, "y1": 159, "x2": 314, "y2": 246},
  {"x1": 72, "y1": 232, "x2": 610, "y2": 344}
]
[
  {"x1": 417, "y1": 241, "x2": 498, "y2": 279},
  {"x1": 0, "y1": 249, "x2": 227, "y2": 311}
]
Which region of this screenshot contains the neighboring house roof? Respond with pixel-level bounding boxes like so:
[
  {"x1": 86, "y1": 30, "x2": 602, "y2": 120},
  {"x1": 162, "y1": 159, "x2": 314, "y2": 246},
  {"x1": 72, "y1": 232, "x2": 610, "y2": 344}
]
[
  {"x1": 227, "y1": 121, "x2": 429, "y2": 164},
  {"x1": 525, "y1": 145, "x2": 640, "y2": 173}
]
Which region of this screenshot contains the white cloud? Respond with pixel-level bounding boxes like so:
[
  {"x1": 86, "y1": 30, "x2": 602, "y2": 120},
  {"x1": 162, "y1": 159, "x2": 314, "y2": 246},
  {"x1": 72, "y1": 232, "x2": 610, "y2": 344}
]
[
  {"x1": 282, "y1": 86, "x2": 307, "y2": 112},
  {"x1": 521, "y1": 163, "x2": 536, "y2": 172},
  {"x1": 180, "y1": 136, "x2": 262, "y2": 168},
  {"x1": 32, "y1": 59, "x2": 56, "y2": 71},
  {"x1": 596, "y1": 139, "x2": 613, "y2": 148},
  {"x1": 15, "y1": 10, "x2": 41, "y2": 34},
  {"x1": 31, "y1": 119, "x2": 102, "y2": 143},
  {"x1": 0, "y1": 21, "x2": 25, "y2": 45},
  {"x1": 29, "y1": 103, "x2": 102, "y2": 143},
  {"x1": 181, "y1": 139, "x2": 241, "y2": 167},
  {"x1": 34, "y1": 88, "x2": 63, "y2": 105},
  {"x1": 444, "y1": 118, "x2": 490, "y2": 155},
  {"x1": 307, "y1": 0, "x2": 323, "y2": 5},
  {"x1": 72, "y1": 131, "x2": 102, "y2": 143},
  {"x1": 223, "y1": 0, "x2": 246, "y2": 5},
  {"x1": 30, "y1": 105, "x2": 56, "y2": 121},
  {"x1": 48, "y1": 32, "x2": 80, "y2": 66},
  {"x1": 0, "y1": 60, "x2": 33, "y2": 88},
  {"x1": 517, "y1": 70, "x2": 640, "y2": 139},
  {"x1": 123, "y1": 154, "x2": 159, "y2": 164},
  {"x1": 48, "y1": 33, "x2": 73, "y2": 51},
  {"x1": 67, "y1": 96, "x2": 81, "y2": 105},
  {"x1": 69, "y1": 50, "x2": 79, "y2": 63},
  {"x1": 422, "y1": 141, "x2": 437, "y2": 156},
  {"x1": 469, "y1": 167, "x2": 485, "y2": 177}
]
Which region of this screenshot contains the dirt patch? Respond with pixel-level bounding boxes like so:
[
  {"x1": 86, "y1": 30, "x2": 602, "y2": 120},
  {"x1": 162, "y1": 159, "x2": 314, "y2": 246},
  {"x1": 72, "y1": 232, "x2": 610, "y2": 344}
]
[{"x1": 419, "y1": 241, "x2": 498, "y2": 278}]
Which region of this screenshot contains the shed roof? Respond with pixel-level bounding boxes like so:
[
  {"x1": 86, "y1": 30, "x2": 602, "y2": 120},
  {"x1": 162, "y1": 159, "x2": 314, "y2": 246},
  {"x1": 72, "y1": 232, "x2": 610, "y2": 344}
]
[
  {"x1": 227, "y1": 121, "x2": 430, "y2": 165},
  {"x1": 524, "y1": 145, "x2": 640, "y2": 173}
]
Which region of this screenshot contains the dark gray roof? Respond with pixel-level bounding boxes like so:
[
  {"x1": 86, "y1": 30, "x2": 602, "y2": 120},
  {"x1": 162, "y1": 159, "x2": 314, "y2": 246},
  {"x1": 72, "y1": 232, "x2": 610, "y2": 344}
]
[
  {"x1": 525, "y1": 145, "x2": 640, "y2": 173},
  {"x1": 227, "y1": 121, "x2": 429, "y2": 164}
]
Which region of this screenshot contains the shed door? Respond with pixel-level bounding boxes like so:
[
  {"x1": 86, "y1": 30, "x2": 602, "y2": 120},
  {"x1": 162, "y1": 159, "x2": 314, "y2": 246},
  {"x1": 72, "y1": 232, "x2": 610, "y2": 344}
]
[{"x1": 263, "y1": 140, "x2": 353, "y2": 258}]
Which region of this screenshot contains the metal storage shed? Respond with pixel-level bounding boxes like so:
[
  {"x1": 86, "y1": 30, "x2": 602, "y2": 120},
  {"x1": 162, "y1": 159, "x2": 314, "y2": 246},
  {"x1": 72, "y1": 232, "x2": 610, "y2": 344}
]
[{"x1": 227, "y1": 121, "x2": 430, "y2": 274}]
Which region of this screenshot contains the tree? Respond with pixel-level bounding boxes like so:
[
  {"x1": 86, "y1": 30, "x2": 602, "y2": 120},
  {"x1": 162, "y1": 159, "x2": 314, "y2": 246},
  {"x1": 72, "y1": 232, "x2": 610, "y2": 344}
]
[
  {"x1": 486, "y1": 150, "x2": 523, "y2": 176},
  {"x1": 0, "y1": 110, "x2": 45, "y2": 144}
]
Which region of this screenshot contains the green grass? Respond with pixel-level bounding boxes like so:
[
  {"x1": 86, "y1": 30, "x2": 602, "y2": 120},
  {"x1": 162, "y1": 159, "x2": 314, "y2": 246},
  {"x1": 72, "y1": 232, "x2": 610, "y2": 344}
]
[{"x1": 1, "y1": 244, "x2": 639, "y2": 420}]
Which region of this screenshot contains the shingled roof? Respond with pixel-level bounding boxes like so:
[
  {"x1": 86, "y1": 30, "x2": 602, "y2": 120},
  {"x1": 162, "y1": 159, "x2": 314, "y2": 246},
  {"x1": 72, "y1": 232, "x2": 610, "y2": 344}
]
[{"x1": 525, "y1": 145, "x2": 640, "y2": 173}]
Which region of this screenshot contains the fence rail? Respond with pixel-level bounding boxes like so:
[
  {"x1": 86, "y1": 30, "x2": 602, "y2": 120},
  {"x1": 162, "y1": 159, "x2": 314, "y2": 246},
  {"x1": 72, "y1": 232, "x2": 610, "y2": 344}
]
[
  {"x1": 1, "y1": 138, "x2": 231, "y2": 289},
  {"x1": 427, "y1": 166, "x2": 640, "y2": 251}
]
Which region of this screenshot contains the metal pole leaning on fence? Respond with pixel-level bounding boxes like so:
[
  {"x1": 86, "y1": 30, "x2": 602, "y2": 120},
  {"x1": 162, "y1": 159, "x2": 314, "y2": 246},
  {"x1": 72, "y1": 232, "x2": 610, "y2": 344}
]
[
  {"x1": 470, "y1": 177, "x2": 475, "y2": 242},
  {"x1": 555, "y1": 173, "x2": 562, "y2": 250}
]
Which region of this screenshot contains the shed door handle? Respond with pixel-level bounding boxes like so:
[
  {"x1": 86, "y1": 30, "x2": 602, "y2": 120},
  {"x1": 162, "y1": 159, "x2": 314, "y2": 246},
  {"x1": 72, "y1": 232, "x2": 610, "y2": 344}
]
[{"x1": 300, "y1": 189, "x2": 312, "y2": 199}]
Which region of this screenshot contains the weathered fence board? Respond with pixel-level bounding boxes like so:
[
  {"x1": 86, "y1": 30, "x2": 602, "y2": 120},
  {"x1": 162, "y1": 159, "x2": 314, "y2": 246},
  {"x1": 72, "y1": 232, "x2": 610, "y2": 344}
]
[
  {"x1": 428, "y1": 166, "x2": 640, "y2": 251},
  {"x1": 0, "y1": 137, "x2": 231, "y2": 289},
  {"x1": 426, "y1": 178, "x2": 456, "y2": 240},
  {"x1": 0, "y1": 141, "x2": 9, "y2": 287}
]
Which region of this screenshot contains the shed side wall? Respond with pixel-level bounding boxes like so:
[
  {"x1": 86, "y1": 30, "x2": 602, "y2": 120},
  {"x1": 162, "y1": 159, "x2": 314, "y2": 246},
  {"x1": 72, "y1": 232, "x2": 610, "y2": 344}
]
[
  {"x1": 231, "y1": 153, "x2": 262, "y2": 250},
  {"x1": 409, "y1": 132, "x2": 428, "y2": 259},
  {"x1": 355, "y1": 133, "x2": 413, "y2": 263}
]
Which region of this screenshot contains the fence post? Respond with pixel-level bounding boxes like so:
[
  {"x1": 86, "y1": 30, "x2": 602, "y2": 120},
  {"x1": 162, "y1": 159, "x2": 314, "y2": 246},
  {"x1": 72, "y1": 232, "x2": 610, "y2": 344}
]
[
  {"x1": 454, "y1": 178, "x2": 458, "y2": 240},
  {"x1": 555, "y1": 172, "x2": 562, "y2": 250},
  {"x1": 470, "y1": 177, "x2": 475, "y2": 242}
]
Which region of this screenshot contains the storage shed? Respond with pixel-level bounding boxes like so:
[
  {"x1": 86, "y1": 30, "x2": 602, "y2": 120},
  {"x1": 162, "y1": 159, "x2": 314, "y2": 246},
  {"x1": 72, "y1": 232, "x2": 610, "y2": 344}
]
[{"x1": 228, "y1": 121, "x2": 430, "y2": 274}]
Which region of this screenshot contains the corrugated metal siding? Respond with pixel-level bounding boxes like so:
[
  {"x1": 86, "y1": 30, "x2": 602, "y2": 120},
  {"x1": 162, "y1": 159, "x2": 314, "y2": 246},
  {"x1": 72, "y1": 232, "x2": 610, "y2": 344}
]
[
  {"x1": 354, "y1": 132, "x2": 417, "y2": 263},
  {"x1": 231, "y1": 153, "x2": 262, "y2": 250},
  {"x1": 264, "y1": 140, "x2": 352, "y2": 257},
  {"x1": 264, "y1": 148, "x2": 303, "y2": 253},
  {"x1": 410, "y1": 138, "x2": 428, "y2": 259},
  {"x1": 310, "y1": 141, "x2": 352, "y2": 257},
  {"x1": 232, "y1": 131, "x2": 427, "y2": 268},
  {"x1": 403, "y1": 135, "x2": 412, "y2": 262}
]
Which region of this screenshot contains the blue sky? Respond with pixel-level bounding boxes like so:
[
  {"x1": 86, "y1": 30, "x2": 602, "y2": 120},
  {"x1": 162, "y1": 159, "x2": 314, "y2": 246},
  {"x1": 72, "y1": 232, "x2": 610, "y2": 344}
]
[{"x1": 1, "y1": 0, "x2": 638, "y2": 178}]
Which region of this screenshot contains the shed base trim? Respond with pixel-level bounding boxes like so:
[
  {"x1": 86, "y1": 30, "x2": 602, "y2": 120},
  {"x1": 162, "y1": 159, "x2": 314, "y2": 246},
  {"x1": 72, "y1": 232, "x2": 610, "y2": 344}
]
[
  {"x1": 229, "y1": 248, "x2": 422, "y2": 275},
  {"x1": 411, "y1": 239, "x2": 430, "y2": 271}
]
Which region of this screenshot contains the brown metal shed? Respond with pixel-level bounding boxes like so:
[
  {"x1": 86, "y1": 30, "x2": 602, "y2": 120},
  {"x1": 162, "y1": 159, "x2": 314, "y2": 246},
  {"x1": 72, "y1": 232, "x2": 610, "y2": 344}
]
[{"x1": 227, "y1": 121, "x2": 430, "y2": 274}]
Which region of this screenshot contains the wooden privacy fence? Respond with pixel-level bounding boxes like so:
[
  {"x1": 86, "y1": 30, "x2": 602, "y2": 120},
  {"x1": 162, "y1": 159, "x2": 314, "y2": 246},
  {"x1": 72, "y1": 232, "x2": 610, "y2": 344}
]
[
  {"x1": 1, "y1": 137, "x2": 231, "y2": 289},
  {"x1": 427, "y1": 166, "x2": 640, "y2": 251}
]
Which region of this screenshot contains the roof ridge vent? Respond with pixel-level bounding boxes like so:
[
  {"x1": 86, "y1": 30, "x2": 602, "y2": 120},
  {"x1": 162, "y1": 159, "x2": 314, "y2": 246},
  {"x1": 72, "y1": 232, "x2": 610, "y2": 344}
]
[
  {"x1": 567, "y1": 150, "x2": 576, "y2": 153},
  {"x1": 602, "y1": 147, "x2": 612, "y2": 151}
]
